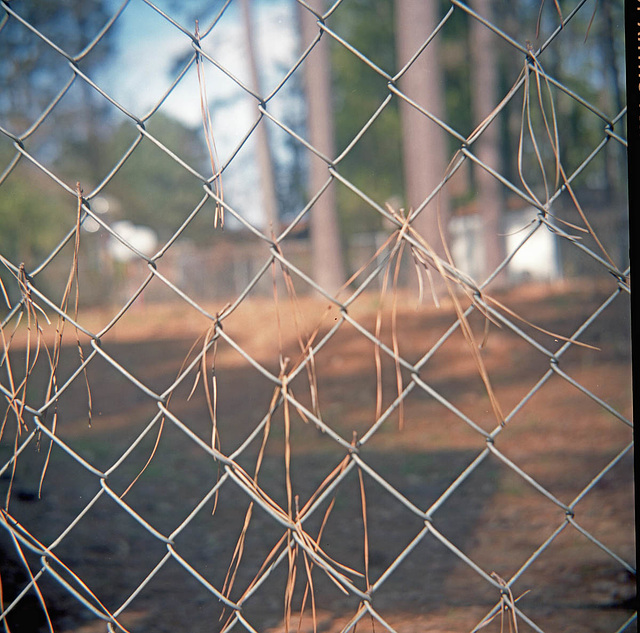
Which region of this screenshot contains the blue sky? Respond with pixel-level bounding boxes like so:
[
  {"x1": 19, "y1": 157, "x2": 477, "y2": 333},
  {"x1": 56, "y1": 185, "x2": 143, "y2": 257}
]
[
  {"x1": 97, "y1": 0, "x2": 301, "y2": 228},
  {"x1": 100, "y1": 1, "x2": 298, "y2": 125}
]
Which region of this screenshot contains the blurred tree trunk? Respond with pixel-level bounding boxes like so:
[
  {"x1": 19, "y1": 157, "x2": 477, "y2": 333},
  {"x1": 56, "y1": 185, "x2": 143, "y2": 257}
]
[
  {"x1": 240, "y1": 0, "x2": 280, "y2": 234},
  {"x1": 297, "y1": 0, "x2": 346, "y2": 295},
  {"x1": 395, "y1": 0, "x2": 450, "y2": 261},
  {"x1": 600, "y1": 0, "x2": 628, "y2": 268},
  {"x1": 470, "y1": 0, "x2": 504, "y2": 282},
  {"x1": 599, "y1": 0, "x2": 626, "y2": 197}
]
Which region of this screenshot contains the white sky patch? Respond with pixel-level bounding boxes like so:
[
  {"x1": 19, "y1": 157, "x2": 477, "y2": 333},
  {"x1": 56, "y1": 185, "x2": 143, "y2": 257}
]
[{"x1": 96, "y1": 0, "x2": 301, "y2": 230}]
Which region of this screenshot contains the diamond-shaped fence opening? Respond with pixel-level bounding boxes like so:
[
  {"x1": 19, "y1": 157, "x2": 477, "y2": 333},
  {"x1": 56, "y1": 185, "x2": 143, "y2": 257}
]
[{"x1": 0, "y1": 1, "x2": 633, "y2": 632}]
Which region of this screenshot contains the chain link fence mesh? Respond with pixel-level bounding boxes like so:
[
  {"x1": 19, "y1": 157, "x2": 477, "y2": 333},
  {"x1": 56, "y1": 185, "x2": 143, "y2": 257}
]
[{"x1": 0, "y1": 1, "x2": 634, "y2": 632}]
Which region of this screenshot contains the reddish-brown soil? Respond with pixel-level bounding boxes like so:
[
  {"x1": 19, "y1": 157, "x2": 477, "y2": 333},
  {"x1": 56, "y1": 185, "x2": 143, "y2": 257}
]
[{"x1": 0, "y1": 279, "x2": 635, "y2": 633}]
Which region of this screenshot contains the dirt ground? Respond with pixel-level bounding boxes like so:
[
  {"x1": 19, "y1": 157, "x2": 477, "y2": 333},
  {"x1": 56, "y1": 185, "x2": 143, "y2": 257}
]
[{"x1": 0, "y1": 278, "x2": 635, "y2": 633}]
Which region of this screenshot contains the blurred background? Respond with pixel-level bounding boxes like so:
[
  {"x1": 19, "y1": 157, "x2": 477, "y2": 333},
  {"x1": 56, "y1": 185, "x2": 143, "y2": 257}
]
[{"x1": 0, "y1": 0, "x2": 628, "y2": 306}]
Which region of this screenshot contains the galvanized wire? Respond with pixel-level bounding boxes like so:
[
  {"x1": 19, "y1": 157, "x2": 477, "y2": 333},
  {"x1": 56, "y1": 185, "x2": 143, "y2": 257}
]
[{"x1": 0, "y1": 1, "x2": 632, "y2": 632}]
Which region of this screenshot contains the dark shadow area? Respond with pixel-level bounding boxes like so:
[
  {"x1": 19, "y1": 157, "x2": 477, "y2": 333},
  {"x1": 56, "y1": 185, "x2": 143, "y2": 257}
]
[{"x1": 0, "y1": 445, "x2": 498, "y2": 633}]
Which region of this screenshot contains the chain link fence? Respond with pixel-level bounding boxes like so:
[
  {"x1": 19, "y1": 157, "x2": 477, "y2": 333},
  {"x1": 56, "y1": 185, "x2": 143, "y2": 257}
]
[{"x1": 0, "y1": 1, "x2": 633, "y2": 632}]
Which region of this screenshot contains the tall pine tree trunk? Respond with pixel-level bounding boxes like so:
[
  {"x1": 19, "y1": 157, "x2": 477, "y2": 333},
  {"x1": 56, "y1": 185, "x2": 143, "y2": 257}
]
[
  {"x1": 298, "y1": 0, "x2": 346, "y2": 295},
  {"x1": 240, "y1": 0, "x2": 279, "y2": 234},
  {"x1": 395, "y1": 0, "x2": 450, "y2": 262}
]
